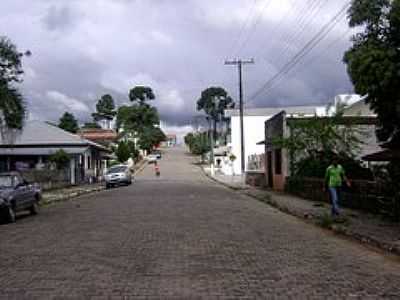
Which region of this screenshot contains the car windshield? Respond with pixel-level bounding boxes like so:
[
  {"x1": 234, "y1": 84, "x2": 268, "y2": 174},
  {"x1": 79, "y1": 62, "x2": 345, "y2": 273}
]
[
  {"x1": 0, "y1": 175, "x2": 13, "y2": 188},
  {"x1": 107, "y1": 166, "x2": 127, "y2": 174}
]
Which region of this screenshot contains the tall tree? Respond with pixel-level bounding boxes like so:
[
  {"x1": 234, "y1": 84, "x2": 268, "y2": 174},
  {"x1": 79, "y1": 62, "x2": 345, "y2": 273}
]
[
  {"x1": 116, "y1": 105, "x2": 159, "y2": 134},
  {"x1": 344, "y1": 0, "x2": 400, "y2": 218},
  {"x1": 137, "y1": 126, "x2": 166, "y2": 152},
  {"x1": 344, "y1": 0, "x2": 400, "y2": 145},
  {"x1": 129, "y1": 86, "x2": 155, "y2": 106},
  {"x1": 0, "y1": 36, "x2": 28, "y2": 133},
  {"x1": 58, "y1": 112, "x2": 79, "y2": 133},
  {"x1": 115, "y1": 141, "x2": 131, "y2": 163},
  {"x1": 92, "y1": 94, "x2": 116, "y2": 122},
  {"x1": 196, "y1": 87, "x2": 234, "y2": 140}
]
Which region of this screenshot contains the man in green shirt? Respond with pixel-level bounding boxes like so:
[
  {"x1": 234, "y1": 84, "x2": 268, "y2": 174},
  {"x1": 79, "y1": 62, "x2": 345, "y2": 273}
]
[{"x1": 324, "y1": 158, "x2": 350, "y2": 216}]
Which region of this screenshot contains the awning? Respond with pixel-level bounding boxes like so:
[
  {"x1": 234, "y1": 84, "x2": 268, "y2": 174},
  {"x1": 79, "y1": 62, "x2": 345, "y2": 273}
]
[
  {"x1": 256, "y1": 140, "x2": 265, "y2": 145},
  {"x1": 0, "y1": 147, "x2": 89, "y2": 156}
]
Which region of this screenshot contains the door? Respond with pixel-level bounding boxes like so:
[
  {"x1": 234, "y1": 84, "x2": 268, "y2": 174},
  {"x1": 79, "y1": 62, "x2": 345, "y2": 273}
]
[{"x1": 267, "y1": 151, "x2": 273, "y2": 188}]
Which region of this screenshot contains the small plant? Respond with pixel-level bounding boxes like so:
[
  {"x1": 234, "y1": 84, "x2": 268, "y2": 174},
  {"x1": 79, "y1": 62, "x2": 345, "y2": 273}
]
[
  {"x1": 48, "y1": 149, "x2": 70, "y2": 169},
  {"x1": 229, "y1": 153, "x2": 236, "y2": 162},
  {"x1": 316, "y1": 213, "x2": 335, "y2": 229}
]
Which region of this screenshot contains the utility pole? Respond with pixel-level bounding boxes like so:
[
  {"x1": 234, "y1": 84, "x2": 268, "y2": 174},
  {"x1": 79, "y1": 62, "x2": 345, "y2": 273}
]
[{"x1": 225, "y1": 58, "x2": 254, "y2": 174}]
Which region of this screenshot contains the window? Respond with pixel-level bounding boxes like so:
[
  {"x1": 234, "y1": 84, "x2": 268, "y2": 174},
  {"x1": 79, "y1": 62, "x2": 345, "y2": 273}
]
[{"x1": 275, "y1": 149, "x2": 282, "y2": 175}]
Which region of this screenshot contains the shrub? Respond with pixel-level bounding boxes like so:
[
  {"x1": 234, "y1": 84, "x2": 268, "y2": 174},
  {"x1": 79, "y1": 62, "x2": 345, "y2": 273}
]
[{"x1": 48, "y1": 149, "x2": 70, "y2": 169}]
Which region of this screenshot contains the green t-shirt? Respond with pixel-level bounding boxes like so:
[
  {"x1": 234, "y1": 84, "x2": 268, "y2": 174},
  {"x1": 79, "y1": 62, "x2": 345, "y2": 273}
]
[{"x1": 325, "y1": 164, "x2": 345, "y2": 187}]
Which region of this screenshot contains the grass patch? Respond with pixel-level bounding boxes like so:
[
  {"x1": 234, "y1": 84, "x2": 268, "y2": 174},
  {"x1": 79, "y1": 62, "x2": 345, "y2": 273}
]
[{"x1": 316, "y1": 213, "x2": 335, "y2": 229}]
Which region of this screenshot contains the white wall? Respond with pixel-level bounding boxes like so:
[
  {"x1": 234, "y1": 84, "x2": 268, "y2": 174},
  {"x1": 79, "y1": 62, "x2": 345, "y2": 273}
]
[{"x1": 230, "y1": 115, "x2": 272, "y2": 175}]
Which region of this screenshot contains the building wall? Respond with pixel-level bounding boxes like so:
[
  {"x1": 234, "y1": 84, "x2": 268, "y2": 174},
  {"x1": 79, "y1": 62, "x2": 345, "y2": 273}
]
[
  {"x1": 264, "y1": 112, "x2": 289, "y2": 191},
  {"x1": 230, "y1": 115, "x2": 272, "y2": 175}
]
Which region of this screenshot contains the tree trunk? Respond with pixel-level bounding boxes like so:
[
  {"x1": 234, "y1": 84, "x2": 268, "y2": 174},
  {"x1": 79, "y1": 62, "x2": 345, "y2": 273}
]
[{"x1": 213, "y1": 118, "x2": 217, "y2": 145}]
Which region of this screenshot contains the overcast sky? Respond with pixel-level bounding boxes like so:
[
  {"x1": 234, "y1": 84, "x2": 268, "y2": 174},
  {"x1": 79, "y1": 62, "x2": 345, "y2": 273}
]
[{"x1": 1, "y1": 0, "x2": 356, "y2": 129}]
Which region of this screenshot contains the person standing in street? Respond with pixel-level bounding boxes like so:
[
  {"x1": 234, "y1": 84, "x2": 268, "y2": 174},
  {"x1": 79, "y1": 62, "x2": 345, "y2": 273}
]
[
  {"x1": 154, "y1": 161, "x2": 160, "y2": 177},
  {"x1": 324, "y1": 158, "x2": 351, "y2": 217}
]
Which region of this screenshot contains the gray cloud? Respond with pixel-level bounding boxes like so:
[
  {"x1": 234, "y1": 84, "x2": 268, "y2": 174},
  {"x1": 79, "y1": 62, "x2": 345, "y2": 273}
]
[
  {"x1": 43, "y1": 5, "x2": 77, "y2": 32},
  {"x1": 1, "y1": 0, "x2": 355, "y2": 127}
]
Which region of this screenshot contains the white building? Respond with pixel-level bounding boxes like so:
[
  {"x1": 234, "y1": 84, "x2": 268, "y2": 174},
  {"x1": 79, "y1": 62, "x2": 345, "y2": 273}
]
[{"x1": 224, "y1": 106, "x2": 326, "y2": 175}]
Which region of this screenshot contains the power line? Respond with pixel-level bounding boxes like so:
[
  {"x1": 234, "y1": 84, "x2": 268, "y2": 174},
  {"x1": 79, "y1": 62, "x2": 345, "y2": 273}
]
[
  {"x1": 229, "y1": 0, "x2": 259, "y2": 58},
  {"x1": 261, "y1": 28, "x2": 352, "y2": 103},
  {"x1": 233, "y1": 0, "x2": 273, "y2": 57},
  {"x1": 252, "y1": 0, "x2": 316, "y2": 71},
  {"x1": 248, "y1": 1, "x2": 350, "y2": 103},
  {"x1": 278, "y1": 0, "x2": 328, "y2": 62}
]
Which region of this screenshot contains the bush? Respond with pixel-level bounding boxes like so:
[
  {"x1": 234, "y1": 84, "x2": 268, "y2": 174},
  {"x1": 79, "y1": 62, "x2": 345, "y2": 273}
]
[
  {"x1": 115, "y1": 141, "x2": 131, "y2": 163},
  {"x1": 48, "y1": 149, "x2": 70, "y2": 169},
  {"x1": 294, "y1": 152, "x2": 373, "y2": 180}
]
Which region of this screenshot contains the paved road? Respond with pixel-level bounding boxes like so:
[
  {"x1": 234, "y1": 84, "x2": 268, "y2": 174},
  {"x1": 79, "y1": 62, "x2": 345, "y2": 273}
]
[{"x1": 0, "y1": 147, "x2": 399, "y2": 299}]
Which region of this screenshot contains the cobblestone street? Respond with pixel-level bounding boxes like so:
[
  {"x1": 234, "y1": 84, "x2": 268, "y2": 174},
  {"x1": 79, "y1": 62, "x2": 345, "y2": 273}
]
[{"x1": 0, "y1": 147, "x2": 399, "y2": 299}]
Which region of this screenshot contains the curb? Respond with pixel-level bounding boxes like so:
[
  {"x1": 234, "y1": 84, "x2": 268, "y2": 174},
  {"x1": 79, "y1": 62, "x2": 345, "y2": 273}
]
[
  {"x1": 42, "y1": 185, "x2": 105, "y2": 206},
  {"x1": 201, "y1": 167, "x2": 248, "y2": 191},
  {"x1": 245, "y1": 190, "x2": 400, "y2": 257},
  {"x1": 203, "y1": 167, "x2": 400, "y2": 258},
  {"x1": 133, "y1": 160, "x2": 148, "y2": 176}
]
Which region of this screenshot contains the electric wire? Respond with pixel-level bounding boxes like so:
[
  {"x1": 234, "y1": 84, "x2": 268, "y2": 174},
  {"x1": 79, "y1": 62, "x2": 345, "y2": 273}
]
[{"x1": 248, "y1": 1, "x2": 351, "y2": 103}]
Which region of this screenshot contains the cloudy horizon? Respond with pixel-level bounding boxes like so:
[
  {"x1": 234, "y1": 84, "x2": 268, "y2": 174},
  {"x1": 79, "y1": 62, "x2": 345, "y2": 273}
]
[{"x1": 1, "y1": 0, "x2": 356, "y2": 132}]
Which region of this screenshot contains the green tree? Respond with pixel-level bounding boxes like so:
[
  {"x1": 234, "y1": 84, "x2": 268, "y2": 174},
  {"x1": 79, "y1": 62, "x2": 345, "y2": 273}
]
[
  {"x1": 126, "y1": 140, "x2": 140, "y2": 160},
  {"x1": 58, "y1": 112, "x2": 79, "y2": 133},
  {"x1": 115, "y1": 141, "x2": 131, "y2": 163},
  {"x1": 344, "y1": 0, "x2": 400, "y2": 145},
  {"x1": 344, "y1": 0, "x2": 400, "y2": 218},
  {"x1": 48, "y1": 149, "x2": 70, "y2": 170},
  {"x1": 92, "y1": 94, "x2": 116, "y2": 123},
  {"x1": 0, "y1": 36, "x2": 28, "y2": 131},
  {"x1": 184, "y1": 132, "x2": 210, "y2": 157},
  {"x1": 81, "y1": 122, "x2": 101, "y2": 129},
  {"x1": 184, "y1": 133, "x2": 195, "y2": 149},
  {"x1": 138, "y1": 126, "x2": 166, "y2": 152},
  {"x1": 196, "y1": 87, "x2": 234, "y2": 140},
  {"x1": 116, "y1": 105, "x2": 159, "y2": 133},
  {"x1": 129, "y1": 86, "x2": 155, "y2": 106},
  {"x1": 274, "y1": 115, "x2": 368, "y2": 178}
]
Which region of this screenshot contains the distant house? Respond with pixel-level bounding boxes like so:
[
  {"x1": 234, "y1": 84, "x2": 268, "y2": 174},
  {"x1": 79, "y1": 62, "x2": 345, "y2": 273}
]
[
  {"x1": 78, "y1": 128, "x2": 118, "y2": 147},
  {"x1": 223, "y1": 106, "x2": 326, "y2": 175},
  {"x1": 164, "y1": 134, "x2": 177, "y2": 147},
  {"x1": 0, "y1": 121, "x2": 111, "y2": 184}
]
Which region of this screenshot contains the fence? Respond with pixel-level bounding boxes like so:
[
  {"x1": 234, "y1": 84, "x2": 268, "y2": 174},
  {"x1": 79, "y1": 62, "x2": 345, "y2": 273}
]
[
  {"x1": 285, "y1": 177, "x2": 398, "y2": 217},
  {"x1": 21, "y1": 168, "x2": 71, "y2": 191},
  {"x1": 247, "y1": 154, "x2": 265, "y2": 171}
]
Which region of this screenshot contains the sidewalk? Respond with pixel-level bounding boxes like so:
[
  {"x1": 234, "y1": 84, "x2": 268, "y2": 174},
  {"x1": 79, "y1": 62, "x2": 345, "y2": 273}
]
[
  {"x1": 42, "y1": 160, "x2": 147, "y2": 205},
  {"x1": 203, "y1": 167, "x2": 400, "y2": 256},
  {"x1": 42, "y1": 183, "x2": 105, "y2": 205}
]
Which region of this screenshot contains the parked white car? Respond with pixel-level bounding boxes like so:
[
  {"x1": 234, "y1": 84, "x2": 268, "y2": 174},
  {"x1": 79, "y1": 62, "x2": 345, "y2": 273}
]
[
  {"x1": 146, "y1": 154, "x2": 158, "y2": 164},
  {"x1": 104, "y1": 165, "x2": 133, "y2": 188}
]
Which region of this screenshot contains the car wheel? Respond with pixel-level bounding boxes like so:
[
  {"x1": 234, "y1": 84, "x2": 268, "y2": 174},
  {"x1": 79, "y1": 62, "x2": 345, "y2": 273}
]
[
  {"x1": 6, "y1": 206, "x2": 16, "y2": 223},
  {"x1": 30, "y1": 201, "x2": 40, "y2": 215},
  {"x1": 106, "y1": 184, "x2": 111, "y2": 189}
]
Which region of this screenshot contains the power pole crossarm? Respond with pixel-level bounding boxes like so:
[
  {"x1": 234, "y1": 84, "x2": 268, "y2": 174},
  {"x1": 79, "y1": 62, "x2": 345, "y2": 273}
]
[
  {"x1": 224, "y1": 58, "x2": 254, "y2": 175},
  {"x1": 224, "y1": 59, "x2": 255, "y2": 65}
]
